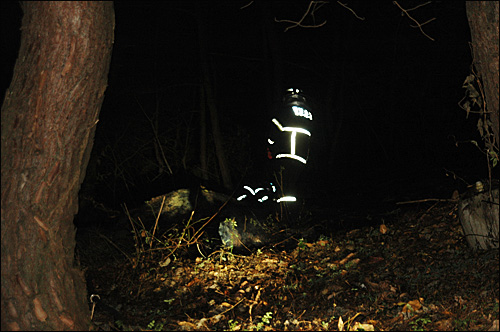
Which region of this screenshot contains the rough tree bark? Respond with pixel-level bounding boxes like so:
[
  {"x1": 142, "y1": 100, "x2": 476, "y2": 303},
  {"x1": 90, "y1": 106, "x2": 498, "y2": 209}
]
[
  {"x1": 458, "y1": 2, "x2": 499, "y2": 252},
  {"x1": 1, "y1": 2, "x2": 114, "y2": 331},
  {"x1": 466, "y1": 1, "x2": 499, "y2": 147}
]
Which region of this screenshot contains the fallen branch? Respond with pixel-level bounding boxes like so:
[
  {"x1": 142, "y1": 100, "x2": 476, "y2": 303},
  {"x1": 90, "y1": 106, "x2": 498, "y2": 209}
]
[{"x1": 396, "y1": 198, "x2": 458, "y2": 205}]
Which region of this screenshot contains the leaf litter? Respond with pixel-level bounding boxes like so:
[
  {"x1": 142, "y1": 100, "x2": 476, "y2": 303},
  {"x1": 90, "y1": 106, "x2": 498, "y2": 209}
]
[{"x1": 78, "y1": 201, "x2": 499, "y2": 331}]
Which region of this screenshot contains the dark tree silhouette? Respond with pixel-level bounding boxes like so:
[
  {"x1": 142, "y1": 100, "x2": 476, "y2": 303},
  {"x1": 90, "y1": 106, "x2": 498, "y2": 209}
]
[
  {"x1": 1, "y1": 2, "x2": 114, "y2": 330},
  {"x1": 466, "y1": 1, "x2": 499, "y2": 150}
]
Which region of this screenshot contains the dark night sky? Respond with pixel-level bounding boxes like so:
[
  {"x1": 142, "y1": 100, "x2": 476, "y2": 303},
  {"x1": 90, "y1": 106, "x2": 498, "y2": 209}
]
[{"x1": 1, "y1": 1, "x2": 486, "y2": 208}]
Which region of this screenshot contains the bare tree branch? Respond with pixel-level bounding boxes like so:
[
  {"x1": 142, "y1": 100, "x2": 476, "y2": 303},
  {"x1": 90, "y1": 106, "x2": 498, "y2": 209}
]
[
  {"x1": 311, "y1": 1, "x2": 328, "y2": 23},
  {"x1": 404, "y1": 1, "x2": 433, "y2": 12},
  {"x1": 393, "y1": 1, "x2": 435, "y2": 41},
  {"x1": 410, "y1": 17, "x2": 436, "y2": 29},
  {"x1": 240, "y1": 1, "x2": 253, "y2": 10},
  {"x1": 275, "y1": 1, "x2": 328, "y2": 32},
  {"x1": 272, "y1": 0, "x2": 435, "y2": 42},
  {"x1": 337, "y1": 1, "x2": 365, "y2": 20}
]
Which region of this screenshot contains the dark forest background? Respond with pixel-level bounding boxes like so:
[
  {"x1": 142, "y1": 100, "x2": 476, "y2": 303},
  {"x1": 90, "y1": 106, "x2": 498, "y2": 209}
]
[{"x1": 1, "y1": 1, "x2": 484, "y2": 215}]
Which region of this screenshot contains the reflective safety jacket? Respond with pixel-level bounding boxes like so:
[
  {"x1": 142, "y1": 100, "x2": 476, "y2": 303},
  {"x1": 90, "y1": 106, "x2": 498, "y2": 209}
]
[
  {"x1": 236, "y1": 182, "x2": 277, "y2": 203},
  {"x1": 268, "y1": 88, "x2": 313, "y2": 165}
]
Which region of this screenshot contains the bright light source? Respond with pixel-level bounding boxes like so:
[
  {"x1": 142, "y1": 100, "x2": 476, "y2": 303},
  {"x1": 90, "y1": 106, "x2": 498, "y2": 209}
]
[{"x1": 277, "y1": 196, "x2": 296, "y2": 203}]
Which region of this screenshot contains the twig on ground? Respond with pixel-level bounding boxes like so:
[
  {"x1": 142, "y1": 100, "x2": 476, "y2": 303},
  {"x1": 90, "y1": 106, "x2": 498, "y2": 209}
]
[{"x1": 396, "y1": 198, "x2": 458, "y2": 205}]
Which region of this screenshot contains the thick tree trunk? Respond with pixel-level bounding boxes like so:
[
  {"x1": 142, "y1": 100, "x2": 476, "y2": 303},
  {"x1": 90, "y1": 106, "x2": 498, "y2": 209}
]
[
  {"x1": 459, "y1": 2, "x2": 499, "y2": 253},
  {"x1": 1, "y1": 2, "x2": 114, "y2": 330},
  {"x1": 466, "y1": 1, "x2": 499, "y2": 147}
]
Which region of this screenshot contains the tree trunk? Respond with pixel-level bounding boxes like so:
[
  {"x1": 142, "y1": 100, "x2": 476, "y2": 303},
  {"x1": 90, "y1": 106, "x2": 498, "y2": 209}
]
[
  {"x1": 458, "y1": 187, "x2": 499, "y2": 251},
  {"x1": 196, "y1": 2, "x2": 233, "y2": 190},
  {"x1": 466, "y1": 1, "x2": 499, "y2": 147},
  {"x1": 1, "y1": 2, "x2": 114, "y2": 331},
  {"x1": 199, "y1": 84, "x2": 209, "y2": 181}
]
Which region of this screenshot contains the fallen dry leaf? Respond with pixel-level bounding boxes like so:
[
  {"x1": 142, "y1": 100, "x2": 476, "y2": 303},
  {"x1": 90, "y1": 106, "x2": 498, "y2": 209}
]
[{"x1": 350, "y1": 321, "x2": 375, "y2": 331}]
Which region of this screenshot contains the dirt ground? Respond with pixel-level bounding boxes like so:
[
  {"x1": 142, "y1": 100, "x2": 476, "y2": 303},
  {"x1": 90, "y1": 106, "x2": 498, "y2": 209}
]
[{"x1": 77, "y1": 199, "x2": 499, "y2": 331}]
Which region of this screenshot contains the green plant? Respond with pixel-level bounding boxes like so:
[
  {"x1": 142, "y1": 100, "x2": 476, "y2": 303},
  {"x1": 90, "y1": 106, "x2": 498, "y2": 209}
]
[
  {"x1": 255, "y1": 312, "x2": 273, "y2": 331},
  {"x1": 228, "y1": 319, "x2": 239, "y2": 330},
  {"x1": 409, "y1": 317, "x2": 431, "y2": 331},
  {"x1": 147, "y1": 319, "x2": 165, "y2": 331},
  {"x1": 297, "y1": 238, "x2": 307, "y2": 250},
  {"x1": 218, "y1": 245, "x2": 237, "y2": 262},
  {"x1": 454, "y1": 317, "x2": 478, "y2": 330},
  {"x1": 115, "y1": 320, "x2": 124, "y2": 330},
  {"x1": 163, "y1": 298, "x2": 175, "y2": 305}
]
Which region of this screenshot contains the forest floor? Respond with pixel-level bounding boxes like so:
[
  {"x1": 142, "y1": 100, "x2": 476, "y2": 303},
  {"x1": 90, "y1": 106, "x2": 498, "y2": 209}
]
[{"x1": 77, "y1": 198, "x2": 499, "y2": 331}]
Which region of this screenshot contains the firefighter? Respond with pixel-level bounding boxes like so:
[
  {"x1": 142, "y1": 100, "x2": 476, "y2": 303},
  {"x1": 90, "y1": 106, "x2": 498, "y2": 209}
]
[{"x1": 267, "y1": 88, "x2": 313, "y2": 213}]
